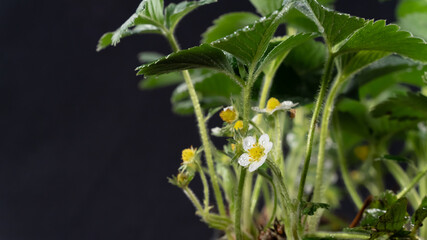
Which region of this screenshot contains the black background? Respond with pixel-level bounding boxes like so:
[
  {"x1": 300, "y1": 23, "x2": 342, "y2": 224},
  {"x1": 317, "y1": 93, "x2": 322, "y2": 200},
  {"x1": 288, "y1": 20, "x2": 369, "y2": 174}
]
[{"x1": 0, "y1": 0, "x2": 396, "y2": 239}]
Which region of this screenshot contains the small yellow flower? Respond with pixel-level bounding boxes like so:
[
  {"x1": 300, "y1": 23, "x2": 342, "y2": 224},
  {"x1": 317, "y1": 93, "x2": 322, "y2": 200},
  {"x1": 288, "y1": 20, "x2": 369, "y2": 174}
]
[
  {"x1": 182, "y1": 146, "x2": 197, "y2": 163},
  {"x1": 253, "y1": 97, "x2": 298, "y2": 114},
  {"x1": 238, "y1": 134, "x2": 273, "y2": 172},
  {"x1": 354, "y1": 145, "x2": 369, "y2": 161},
  {"x1": 219, "y1": 106, "x2": 237, "y2": 123},
  {"x1": 234, "y1": 120, "x2": 244, "y2": 130}
]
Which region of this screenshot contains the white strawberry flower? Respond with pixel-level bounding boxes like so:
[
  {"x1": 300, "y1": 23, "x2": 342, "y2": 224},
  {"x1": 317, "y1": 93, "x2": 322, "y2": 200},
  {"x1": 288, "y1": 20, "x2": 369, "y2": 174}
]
[
  {"x1": 252, "y1": 97, "x2": 298, "y2": 114},
  {"x1": 238, "y1": 134, "x2": 273, "y2": 172}
]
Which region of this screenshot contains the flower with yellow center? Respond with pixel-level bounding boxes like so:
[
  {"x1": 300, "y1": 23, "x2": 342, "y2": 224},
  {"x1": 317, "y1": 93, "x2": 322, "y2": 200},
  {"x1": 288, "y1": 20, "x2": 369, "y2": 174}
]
[
  {"x1": 234, "y1": 120, "x2": 243, "y2": 130},
  {"x1": 238, "y1": 134, "x2": 273, "y2": 172},
  {"x1": 181, "y1": 146, "x2": 197, "y2": 164},
  {"x1": 252, "y1": 97, "x2": 298, "y2": 114},
  {"x1": 219, "y1": 106, "x2": 237, "y2": 123}
]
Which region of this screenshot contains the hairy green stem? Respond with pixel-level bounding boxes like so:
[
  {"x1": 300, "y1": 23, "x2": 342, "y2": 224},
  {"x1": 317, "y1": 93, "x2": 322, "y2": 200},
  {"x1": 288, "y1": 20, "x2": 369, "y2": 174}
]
[
  {"x1": 183, "y1": 187, "x2": 204, "y2": 214},
  {"x1": 397, "y1": 165, "x2": 427, "y2": 199},
  {"x1": 235, "y1": 168, "x2": 247, "y2": 240},
  {"x1": 250, "y1": 72, "x2": 275, "y2": 216},
  {"x1": 304, "y1": 232, "x2": 370, "y2": 239},
  {"x1": 165, "y1": 32, "x2": 226, "y2": 216},
  {"x1": 332, "y1": 113, "x2": 363, "y2": 209},
  {"x1": 197, "y1": 162, "x2": 210, "y2": 210},
  {"x1": 267, "y1": 159, "x2": 300, "y2": 239},
  {"x1": 257, "y1": 170, "x2": 277, "y2": 229},
  {"x1": 310, "y1": 76, "x2": 344, "y2": 231},
  {"x1": 297, "y1": 55, "x2": 335, "y2": 204}
]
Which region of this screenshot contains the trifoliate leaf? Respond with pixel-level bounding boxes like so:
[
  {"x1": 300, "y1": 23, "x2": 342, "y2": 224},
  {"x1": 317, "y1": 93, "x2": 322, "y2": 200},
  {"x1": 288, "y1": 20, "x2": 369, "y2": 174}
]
[{"x1": 201, "y1": 12, "x2": 259, "y2": 44}]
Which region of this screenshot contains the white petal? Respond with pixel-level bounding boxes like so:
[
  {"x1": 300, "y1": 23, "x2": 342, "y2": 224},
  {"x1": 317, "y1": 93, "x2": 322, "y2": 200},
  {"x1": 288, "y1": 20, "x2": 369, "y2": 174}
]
[
  {"x1": 280, "y1": 101, "x2": 298, "y2": 109},
  {"x1": 263, "y1": 141, "x2": 273, "y2": 153},
  {"x1": 238, "y1": 153, "x2": 250, "y2": 167},
  {"x1": 223, "y1": 106, "x2": 234, "y2": 111},
  {"x1": 258, "y1": 134, "x2": 270, "y2": 147},
  {"x1": 252, "y1": 107, "x2": 267, "y2": 113},
  {"x1": 248, "y1": 157, "x2": 266, "y2": 172},
  {"x1": 243, "y1": 136, "x2": 256, "y2": 151}
]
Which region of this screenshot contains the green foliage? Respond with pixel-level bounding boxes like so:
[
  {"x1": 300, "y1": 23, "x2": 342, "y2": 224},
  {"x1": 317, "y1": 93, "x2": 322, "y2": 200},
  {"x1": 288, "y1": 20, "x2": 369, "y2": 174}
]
[
  {"x1": 338, "y1": 20, "x2": 427, "y2": 62},
  {"x1": 413, "y1": 197, "x2": 427, "y2": 230},
  {"x1": 375, "y1": 198, "x2": 408, "y2": 232},
  {"x1": 210, "y1": 10, "x2": 283, "y2": 67},
  {"x1": 371, "y1": 93, "x2": 427, "y2": 121},
  {"x1": 136, "y1": 44, "x2": 234, "y2": 78},
  {"x1": 201, "y1": 12, "x2": 259, "y2": 44},
  {"x1": 249, "y1": 0, "x2": 282, "y2": 16},
  {"x1": 171, "y1": 72, "x2": 241, "y2": 115},
  {"x1": 301, "y1": 201, "x2": 330, "y2": 216},
  {"x1": 97, "y1": 0, "x2": 216, "y2": 51},
  {"x1": 396, "y1": 0, "x2": 427, "y2": 40}
]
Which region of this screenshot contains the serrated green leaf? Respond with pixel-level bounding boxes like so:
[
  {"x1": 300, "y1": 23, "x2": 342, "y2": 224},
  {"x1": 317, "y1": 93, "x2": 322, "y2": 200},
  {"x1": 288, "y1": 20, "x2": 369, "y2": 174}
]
[
  {"x1": 201, "y1": 12, "x2": 259, "y2": 44},
  {"x1": 210, "y1": 10, "x2": 284, "y2": 67},
  {"x1": 136, "y1": 44, "x2": 235, "y2": 79},
  {"x1": 291, "y1": 0, "x2": 367, "y2": 47},
  {"x1": 375, "y1": 198, "x2": 408, "y2": 232},
  {"x1": 301, "y1": 201, "x2": 330, "y2": 216},
  {"x1": 249, "y1": 0, "x2": 282, "y2": 16},
  {"x1": 165, "y1": 0, "x2": 216, "y2": 31},
  {"x1": 337, "y1": 20, "x2": 427, "y2": 63},
  {"x1": 371, "y1": 93, "x2": 427, "y2": 121},
  {"x1": 413, "y1": 196, "x2": 427, "y2": 229},
  {"x1": 257, "y1": 32, "x2": 316, "y2": 74},
  {"x1": 97, "y1": 24, "x2": 161, "y2": 51},
  {"x1": 138, "y1": 72, "x2": 184, "y2": 89}
]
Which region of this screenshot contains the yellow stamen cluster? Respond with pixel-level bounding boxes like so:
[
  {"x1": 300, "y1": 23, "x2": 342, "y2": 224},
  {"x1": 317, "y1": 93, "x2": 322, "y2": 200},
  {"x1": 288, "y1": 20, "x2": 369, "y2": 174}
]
[
  {"x1": 182, "y1": 147, "x2": 196, "y2": 163},
  {"x1": 234, "y1": 120, "x2": 243, "y2": 130},
  {"x1": 248, "y1": 143, "x2": 265, "y2": 162},
  {"x1": 266, "y1": 97, "x2": 281, "y2": 112},
  {"x1": 220, "y1": 108, "x2": 237, "y2": 123}
]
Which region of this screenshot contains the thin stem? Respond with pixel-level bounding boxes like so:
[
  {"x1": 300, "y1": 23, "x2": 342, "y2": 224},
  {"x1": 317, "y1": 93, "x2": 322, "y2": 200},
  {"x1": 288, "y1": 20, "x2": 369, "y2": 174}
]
[
  {"x1": 197, "y1": 162, "x2": 210, "y2": 210},
  {"x1": 397, "y1": 165, "x2": 427, "y2": 199},
  {"x1": 235, "y1": 168, "x2": 247, "y2": 240},
  {"x1": 310, "y1": 76, "x2": 344, "y2": 231},
  {"x1": 257, "y1": 170, "x2": 277, "y2": 230},
  {"x1": 304, "y1": 232, "x2": 370, "y2": 239},
  {"x1": 183, "y1": 187, "x2": 204, "y2": 214},
  {"x1": 274, "y1": 113, "x2": 285, "y2": 168},
  {"x1": 385, "y1": 161, "x2": 421, "y2": 206},
  {"x1": 165, "y1": 32, "x2": 226, "y2": 216},
  {"x1": 297, "y1": 55, "x2": 335, "y2": 204},
  {"x1": 250, "y1": 72, "x2": 275, "y2": 216},
  {"x1": 332, "y1": 113, "x2": 363, "y2": 209}
]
